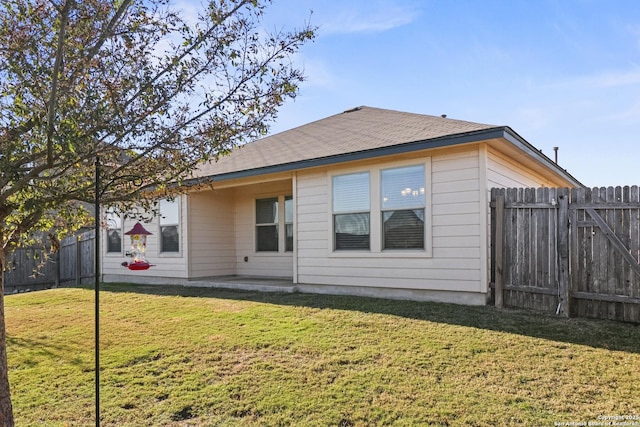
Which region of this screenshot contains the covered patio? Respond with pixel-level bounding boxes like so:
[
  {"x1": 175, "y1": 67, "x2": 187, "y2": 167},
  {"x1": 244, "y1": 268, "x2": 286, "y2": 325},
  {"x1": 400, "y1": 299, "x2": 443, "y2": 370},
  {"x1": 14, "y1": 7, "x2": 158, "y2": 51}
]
[{"x1": 187, "y1": 275, "x2": 296, "y2": 293}]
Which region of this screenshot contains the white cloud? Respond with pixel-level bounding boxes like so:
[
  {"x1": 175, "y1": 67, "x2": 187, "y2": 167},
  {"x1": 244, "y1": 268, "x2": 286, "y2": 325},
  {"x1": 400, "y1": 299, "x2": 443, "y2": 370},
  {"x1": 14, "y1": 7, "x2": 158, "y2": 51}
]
[
  {"x1": 602, "y1": 100, "x2": 640, "y2": 123},
  {"x1": 171, "y1": 0, "x2": 201, "y2": 27},
  {"x1": 626, "y1": 23, "x2": 640, "y2": 51},
  {"x1": 321, "y1": 1, "x2": 420, "y2": 35},
  {"x1": 150, "y1": 1, "x2": 202, "y2": 60},
  {"x1": 578, "y1": 68, "x2": 640, "y2": 89},
  {"x1": 512, "y1": 107, "x2": 552, "y2": 131},
  {"x1": 548, "y1": 68, "x2": 640, "y2": 90},
  {"x1": 296, "y1": 57, "x2": 336, "y2": 89}
]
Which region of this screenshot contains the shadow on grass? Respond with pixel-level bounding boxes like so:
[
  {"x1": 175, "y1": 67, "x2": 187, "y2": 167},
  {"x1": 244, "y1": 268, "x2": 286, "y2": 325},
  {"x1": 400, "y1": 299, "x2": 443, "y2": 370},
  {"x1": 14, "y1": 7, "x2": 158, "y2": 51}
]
[
  {"x1": 83, "y1": 283, "x2": 640, "y2": 354},
  {"x1": 7, "y1": 336, "x2": 93, "y2": 371}
]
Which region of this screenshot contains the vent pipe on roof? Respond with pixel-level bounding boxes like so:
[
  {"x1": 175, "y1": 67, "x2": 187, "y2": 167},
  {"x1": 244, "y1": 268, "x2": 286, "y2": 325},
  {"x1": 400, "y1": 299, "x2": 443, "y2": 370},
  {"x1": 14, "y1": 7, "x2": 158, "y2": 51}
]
[
  {"x1": 343, "y1": 106, "x2": 362, "y2": 114},
  {"x1": 553, "y1": 146, "x2": 559, "y2": 164}
]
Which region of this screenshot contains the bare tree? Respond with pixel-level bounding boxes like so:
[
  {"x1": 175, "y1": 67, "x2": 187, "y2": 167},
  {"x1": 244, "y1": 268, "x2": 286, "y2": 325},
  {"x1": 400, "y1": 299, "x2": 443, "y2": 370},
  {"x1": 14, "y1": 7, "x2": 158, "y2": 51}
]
[{"x1": 0, "y1": 0, "x2": 315, "y2": 423}]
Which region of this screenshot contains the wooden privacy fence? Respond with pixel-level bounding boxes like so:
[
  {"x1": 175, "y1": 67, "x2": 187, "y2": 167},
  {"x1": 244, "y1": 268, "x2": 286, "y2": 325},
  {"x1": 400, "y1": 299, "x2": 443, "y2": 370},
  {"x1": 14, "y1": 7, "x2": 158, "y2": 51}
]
[
  {"x1": 3, "y1": 230, "x2": 95, "y2": 293},
  {"x1": 491, "y1": 186, "x2": 640, "y2": 323}
]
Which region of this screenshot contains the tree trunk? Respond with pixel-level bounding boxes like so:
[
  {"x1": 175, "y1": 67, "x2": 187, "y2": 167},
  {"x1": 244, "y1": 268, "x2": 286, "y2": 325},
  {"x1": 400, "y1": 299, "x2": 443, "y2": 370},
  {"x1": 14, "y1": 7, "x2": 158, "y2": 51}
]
[{"x1": 0, "y1": 251, "x2": 14, "y2": 426}]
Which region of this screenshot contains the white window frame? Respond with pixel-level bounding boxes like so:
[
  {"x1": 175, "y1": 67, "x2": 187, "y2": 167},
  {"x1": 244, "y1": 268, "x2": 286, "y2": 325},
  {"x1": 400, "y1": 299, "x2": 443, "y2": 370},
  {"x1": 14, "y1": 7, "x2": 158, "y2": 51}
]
[
  {"x1": 328, "y1": 157, "x2": 432, "y2": 258},
  {"x1": 331, "y1": 171, "x2": 371, "y2": 251},
  {"x1": 158, "y1": 197, "x2": 181, "y2": 256},
  {"x1": 381, "y1": 164, "x2": 426, "y2": 251},
  {"x1": 255, "y1": 197, "x2": 280, "y2": 252},
  {"x1": 104, "y1": 208, "x2": 123, "y2": 256}
]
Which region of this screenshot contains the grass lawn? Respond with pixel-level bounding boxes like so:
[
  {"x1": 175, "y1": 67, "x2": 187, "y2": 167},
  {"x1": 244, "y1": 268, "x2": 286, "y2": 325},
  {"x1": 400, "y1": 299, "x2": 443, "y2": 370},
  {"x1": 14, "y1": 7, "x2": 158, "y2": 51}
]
[{"x1": 6, "y1": 284, "x2": 640, "y2": 426}]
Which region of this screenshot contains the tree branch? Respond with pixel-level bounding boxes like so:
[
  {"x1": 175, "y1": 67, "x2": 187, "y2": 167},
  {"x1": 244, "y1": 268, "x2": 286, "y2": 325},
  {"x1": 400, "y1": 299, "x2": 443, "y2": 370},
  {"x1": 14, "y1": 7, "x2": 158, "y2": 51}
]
[
  {"x1": 120, "y1": 0, "x2": 253, "y2": 113},
  {"x1": 66, "y1": 0, "x2": 134, "y2": 86},
  {"x1": 45, "y1": 0, "x2": 74, "y2": 167}
]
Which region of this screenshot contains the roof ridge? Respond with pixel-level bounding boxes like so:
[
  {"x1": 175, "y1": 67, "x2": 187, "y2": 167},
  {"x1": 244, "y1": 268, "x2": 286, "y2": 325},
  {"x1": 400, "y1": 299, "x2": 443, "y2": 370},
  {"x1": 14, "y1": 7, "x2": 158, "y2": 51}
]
[{"x1": 339, "y1": 105, "x2": 498, "y2": 127}]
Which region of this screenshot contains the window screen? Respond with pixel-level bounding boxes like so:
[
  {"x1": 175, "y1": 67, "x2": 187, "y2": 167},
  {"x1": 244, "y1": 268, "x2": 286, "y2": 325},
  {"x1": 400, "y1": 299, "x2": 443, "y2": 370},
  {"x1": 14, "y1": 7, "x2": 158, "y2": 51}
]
[
  {"x1": 256, "y1": 198, "x2": 278, "y2": 252},
  {"x1": 333, "y1": 172, "x2": 370, "y2": 250},
  {"x1": 105, "y1": 209, "x2": 122, "y2": 253},
  {"x1": 381, "y1": 165, "x2": 425, "y2": 250},
  {"x1": 160, "y1": 199, "x2": 180, "y2": 252}
]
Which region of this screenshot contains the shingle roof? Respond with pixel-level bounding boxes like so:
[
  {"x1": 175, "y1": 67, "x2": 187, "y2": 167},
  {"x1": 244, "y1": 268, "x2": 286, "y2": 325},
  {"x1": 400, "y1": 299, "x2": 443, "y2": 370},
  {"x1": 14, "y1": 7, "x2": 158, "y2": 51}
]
[{"x1": 195, "y1": 106, "x2": 499, "y2": 178}]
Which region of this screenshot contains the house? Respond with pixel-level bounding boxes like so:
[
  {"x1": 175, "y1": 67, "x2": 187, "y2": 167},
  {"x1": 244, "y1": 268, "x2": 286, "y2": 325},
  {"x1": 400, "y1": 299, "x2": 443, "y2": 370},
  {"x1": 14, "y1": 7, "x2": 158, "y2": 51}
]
[{"x1": 102, "y1": 106, "x2": 581, "y2": 305}]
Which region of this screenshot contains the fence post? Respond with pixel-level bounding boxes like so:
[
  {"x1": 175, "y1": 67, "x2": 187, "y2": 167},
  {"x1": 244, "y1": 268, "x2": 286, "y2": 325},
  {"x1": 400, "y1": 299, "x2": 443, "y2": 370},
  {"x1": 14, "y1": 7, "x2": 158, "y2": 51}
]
[
  {"x1": 76, "y1": 236, "x2": 81, "y2": 285},
  {"x1": 495, "y1": 191, "x2": 505, "y2": 308},
  {"x1": 55, "y1": 249, "x2": 60, "y2": 288},
  {"x1": 557, "y1": 189, "x2": 571, "y2": 317}
]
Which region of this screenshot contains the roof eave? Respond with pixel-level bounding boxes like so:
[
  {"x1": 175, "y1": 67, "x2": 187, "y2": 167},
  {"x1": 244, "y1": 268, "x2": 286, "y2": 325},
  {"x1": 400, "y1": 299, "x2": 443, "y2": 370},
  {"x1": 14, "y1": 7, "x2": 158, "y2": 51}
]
[
  {"x1": 190, "y1": 127, "x2": 507, "y2": 185},
  {"x1": 501, "y1": 127, "x2": 584, "y2": 188},
  {"x1": 185, "y1": 126, "x2": 584, "y2": 188}
]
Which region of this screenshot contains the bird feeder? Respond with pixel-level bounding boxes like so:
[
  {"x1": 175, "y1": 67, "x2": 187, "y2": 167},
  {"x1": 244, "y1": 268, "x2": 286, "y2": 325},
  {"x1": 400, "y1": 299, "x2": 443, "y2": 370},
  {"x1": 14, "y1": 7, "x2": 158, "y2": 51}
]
[{"x1": 122, "y1": 222, "x2": 154, "y2": 270}]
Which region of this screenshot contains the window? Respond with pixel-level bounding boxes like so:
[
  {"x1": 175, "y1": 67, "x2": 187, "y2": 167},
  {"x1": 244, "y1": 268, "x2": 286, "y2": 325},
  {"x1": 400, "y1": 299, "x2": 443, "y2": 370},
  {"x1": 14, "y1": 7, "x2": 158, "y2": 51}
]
[
  {"x1": 329, "y1": 160, "x2": 431, "y2": 257},
  {"x1": 159, "y1": 198, "x2": 180, "y2": 253},
  {"x1": 381, "y1": 165, "x2": 425, "y2": 250},
  {"x1": 255, "y1": 195, "x2": 294, "y2": 253},
  {"x1": 332, "y1": 172, "x2": 370, "y2": 250},
  {"x1": 256, "y1": 197, "x2": 279, "y2": 252},
  {"x1": 285, "y1": 196, "x2": 294, "y2": 252},
  {"x1": 105, "y1": 208, "x2": 122, "y2": 253}
]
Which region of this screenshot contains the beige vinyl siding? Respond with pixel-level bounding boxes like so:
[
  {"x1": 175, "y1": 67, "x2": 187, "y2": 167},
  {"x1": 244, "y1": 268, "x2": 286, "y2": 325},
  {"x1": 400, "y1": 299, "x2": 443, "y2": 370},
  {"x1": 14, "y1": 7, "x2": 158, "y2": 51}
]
[
  {"x1": 234, "y1": 180, "x2": 293, "y2": 278},
  {"x1": 296, "y1": 170, "x2": 329, "y2": 267},
  {"x1": 295, "y1": 149, "x2": 484, "y2": 295},
  {"x1": 188, "y1": 189, "x2": 236, "y2": 277},
  {"x1": 102, "y1": 195, "x2": 188, "y2": 279},
  {"x1": 487, "y1": 147, "x2": 559, "y2": 188},
  {"x1": 431, "y1": 149, "x2": 482, "y2": 293}
]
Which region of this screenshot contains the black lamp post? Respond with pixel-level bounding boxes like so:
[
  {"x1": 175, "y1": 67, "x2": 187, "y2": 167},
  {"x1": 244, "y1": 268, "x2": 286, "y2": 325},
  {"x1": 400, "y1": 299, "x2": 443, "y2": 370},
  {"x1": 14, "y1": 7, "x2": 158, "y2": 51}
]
[
  {"x1": 94, "y1": 156, "x2": 101, "y2": 427},
  {"x1": 93, "y1": 158, "x2": 153, "y2": 426}
]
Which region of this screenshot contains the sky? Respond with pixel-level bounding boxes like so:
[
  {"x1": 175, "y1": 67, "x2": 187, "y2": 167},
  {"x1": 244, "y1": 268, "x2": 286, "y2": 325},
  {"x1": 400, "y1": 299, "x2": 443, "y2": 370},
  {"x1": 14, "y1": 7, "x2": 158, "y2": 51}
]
[{"x1": 252, "y1": 0, "x2": 640, "y2": 187}]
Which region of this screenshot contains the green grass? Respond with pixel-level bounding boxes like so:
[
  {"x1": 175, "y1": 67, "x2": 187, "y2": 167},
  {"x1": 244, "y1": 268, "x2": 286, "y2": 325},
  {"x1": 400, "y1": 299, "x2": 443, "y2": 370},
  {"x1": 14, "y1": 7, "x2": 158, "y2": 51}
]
[{"x1": 6, "y1": 284, "x2": 640, "y2": 426}]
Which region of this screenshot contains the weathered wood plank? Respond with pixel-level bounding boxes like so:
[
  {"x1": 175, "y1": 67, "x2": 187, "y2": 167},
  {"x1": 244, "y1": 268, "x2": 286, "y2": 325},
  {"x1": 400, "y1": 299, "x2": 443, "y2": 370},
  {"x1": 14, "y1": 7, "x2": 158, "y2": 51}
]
[
  {"x1": 585, "y1": 208, "x2": 640, "y2": 279},
  {"x1": 490, "y1": 188, "x2": 497, "y2": 294},
  {"x1": 557, "y1": 189, "x2": 570, "y2": 317},
  {"x1": 548, "y1": 188, "x2": 558, "y2": 296},
  {"x1": 605, "y1": 187, "x2": 617, "y2": 320},
  {"x1": 572, "y1": 291, "x2": 640, "y2": 305},
  {"x1": 578, "y1": 188, "x2": 589, "y2": 318},
  {"x1": 495, "y1": 192, "x2": 504, "y2": 309},
  {"x1": 517, "y1": 187, "x2": 527, "y2": 307},
  {"x1": 538, "y1": 188, "x2": 551, "y2": 310},
  {"x1": 504, "y1": 285, "x2": 559, "y2": 296},
  {"x1": 492, "y1": 186, "x2": 640, "y2": 322},
  {"x1": 594, "y1": 188, "x2": 608, "y2": 319},
  {"x1": 571, "y1": 202, "x2": 640, "y2": 209},
  {"x1": 535, "y1": 188, "x2": 543, "y2": 309},
  {"x1": 515, "y1": 187, "x2": 524, "y2": 309},
  {"x1": 504, "y1": 188, "x2": 517, "y2": 306},
  {"x1": 629, "y1": 186, "x2": 640, "y2": 322},
  {"x1": 615, "y1": 187, "x2": 625, "y2": 302},
  {"x1": 620, "y1": 186, "x2": 631, "y2": 321},
  {"x1": 526, "y1": 188, "x2": 536, "y2": 294}
]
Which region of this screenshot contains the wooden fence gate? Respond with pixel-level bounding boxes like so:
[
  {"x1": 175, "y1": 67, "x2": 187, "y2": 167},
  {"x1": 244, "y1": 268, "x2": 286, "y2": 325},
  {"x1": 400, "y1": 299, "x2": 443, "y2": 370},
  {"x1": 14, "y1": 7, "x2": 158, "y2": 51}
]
[
  {"x1": 491, "y1": 186, "x2": 640, "y2": 323},
  {"x1": 3, "y1": 230, "x2": 95, "y2": 293}
]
